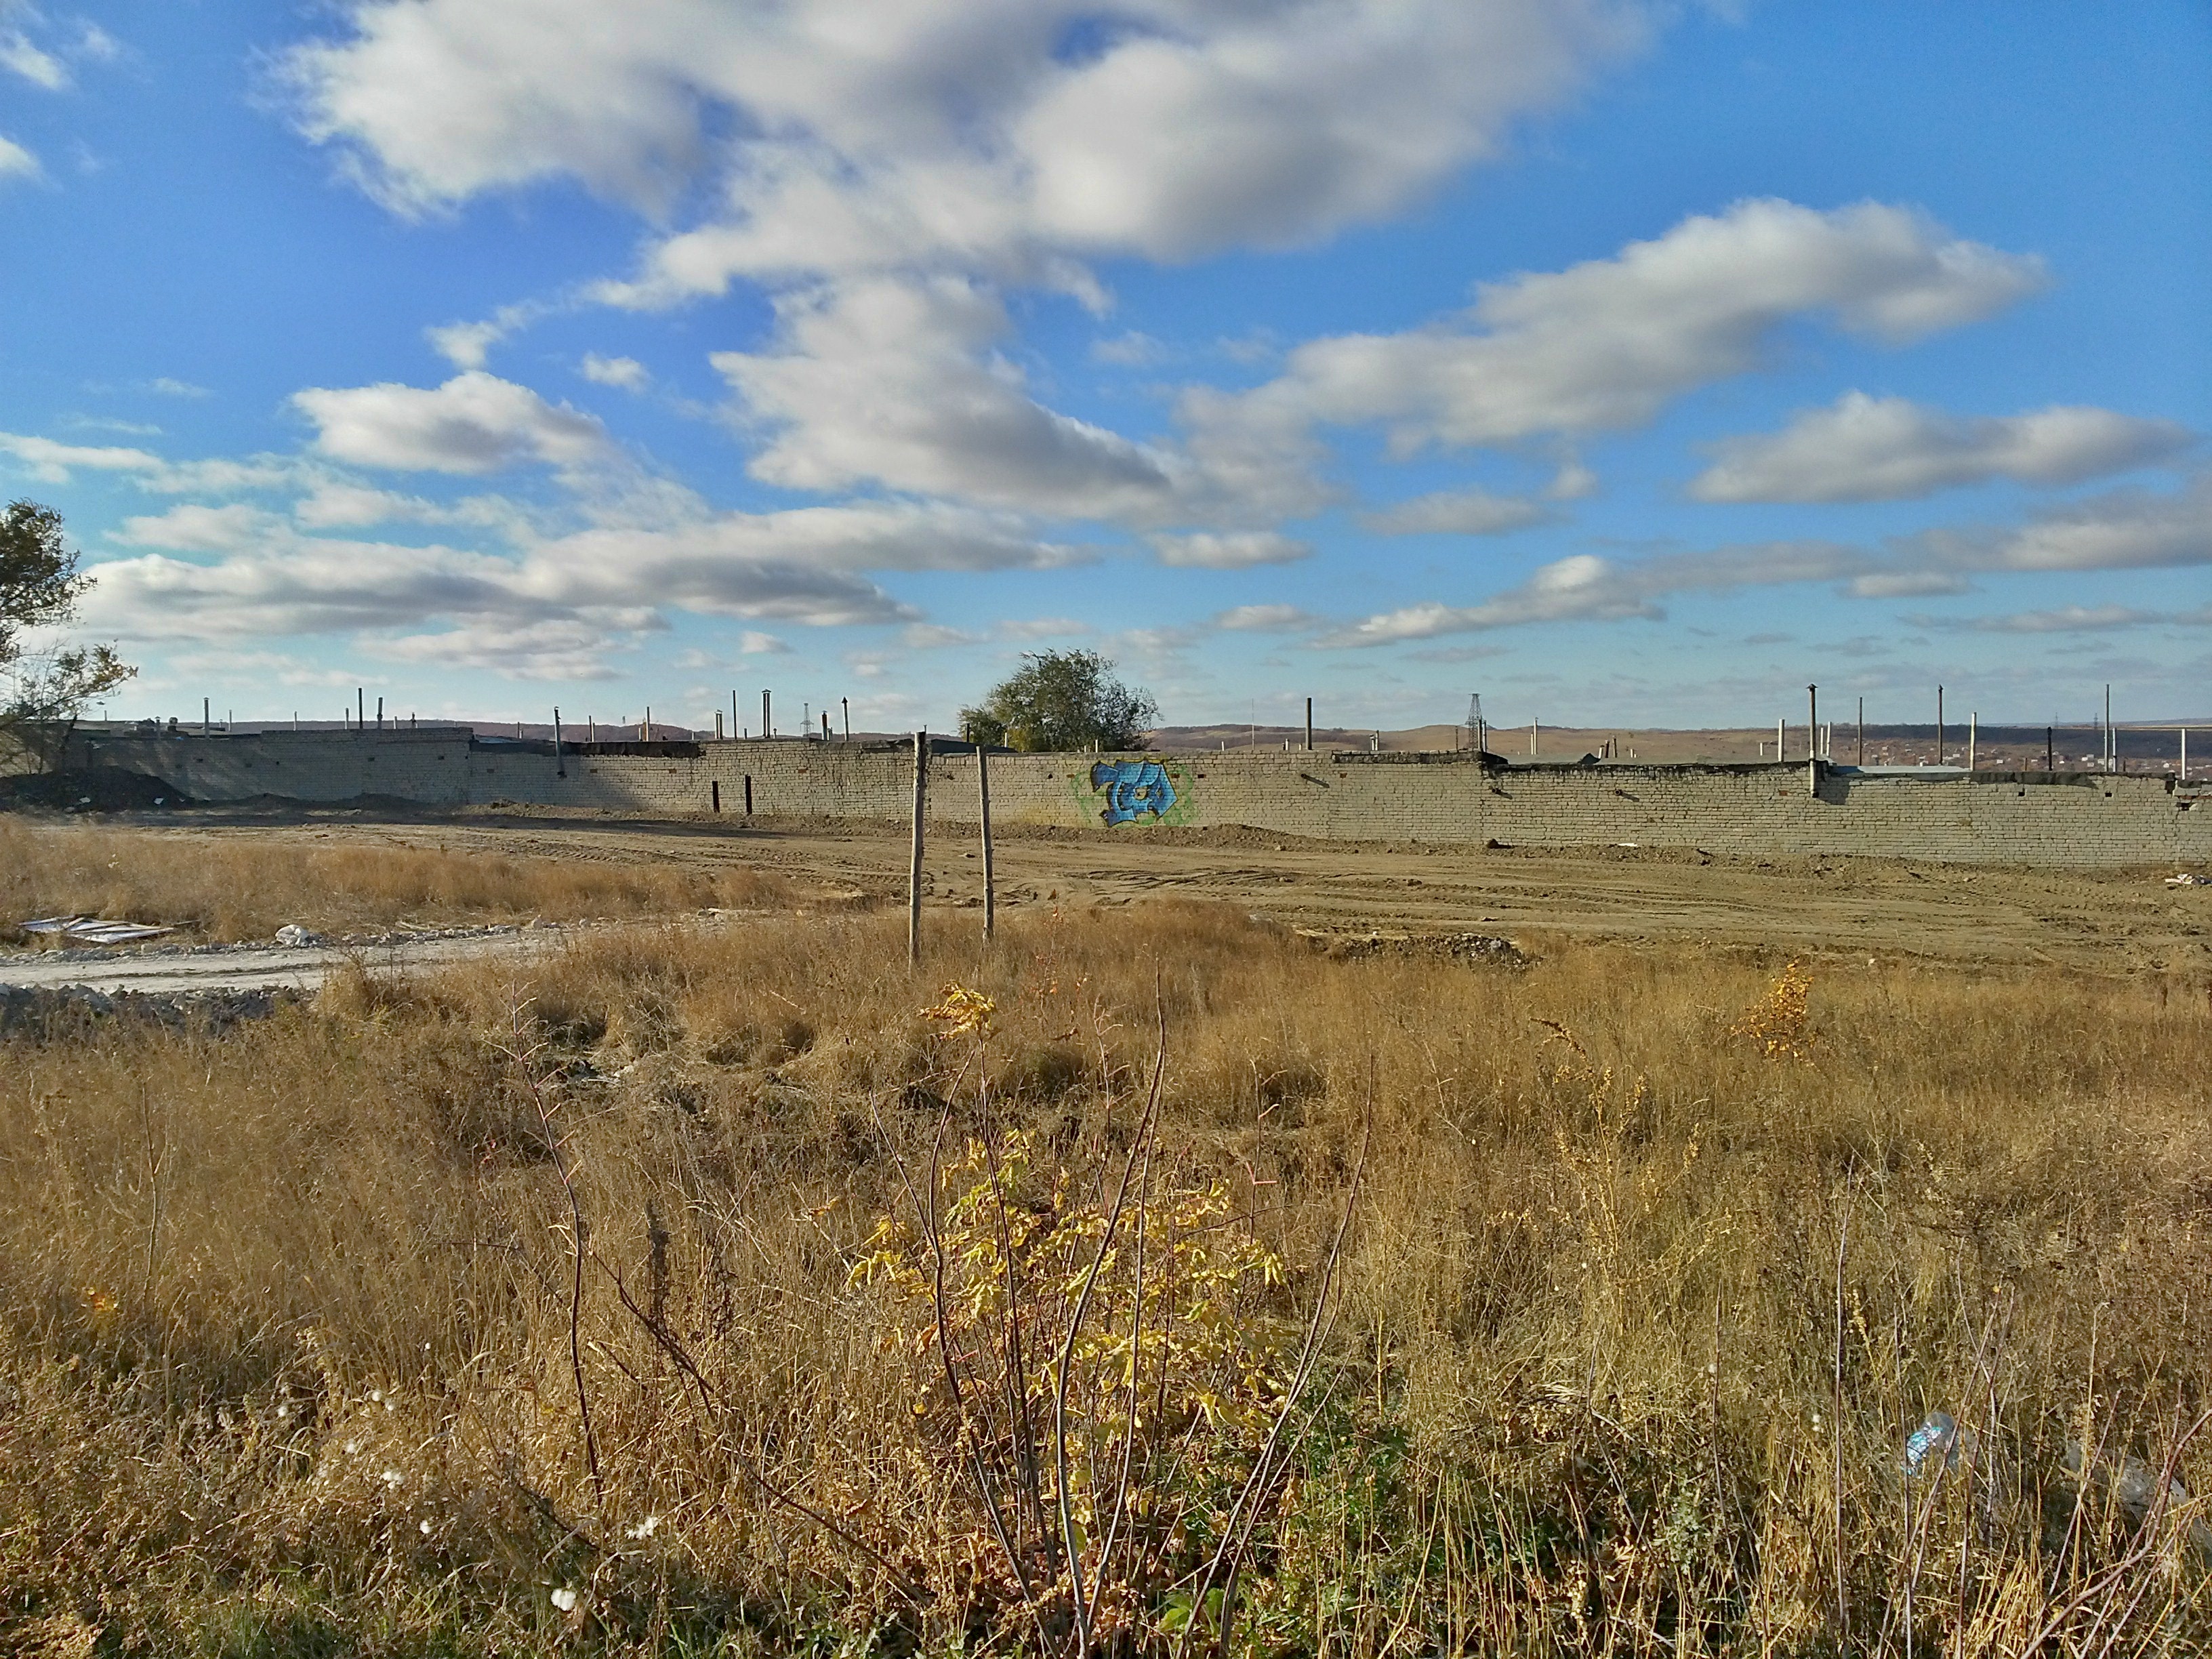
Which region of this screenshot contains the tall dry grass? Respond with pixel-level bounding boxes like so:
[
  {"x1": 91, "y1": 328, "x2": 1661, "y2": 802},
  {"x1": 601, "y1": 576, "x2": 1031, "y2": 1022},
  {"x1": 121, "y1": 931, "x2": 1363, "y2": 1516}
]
[
  {"x1": 0, "y1": 818, "x2": 799, "y2": 940},
  {"x1": 1, "y1": 903, "x2": 2208, "y2": 1654}
]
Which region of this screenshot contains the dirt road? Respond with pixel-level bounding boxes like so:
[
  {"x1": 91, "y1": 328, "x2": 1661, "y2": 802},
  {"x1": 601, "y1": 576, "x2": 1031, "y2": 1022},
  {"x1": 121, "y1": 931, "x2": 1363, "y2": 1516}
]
[{"x1": 11, "y1": 805, "x2": 2200, "y2": 981}]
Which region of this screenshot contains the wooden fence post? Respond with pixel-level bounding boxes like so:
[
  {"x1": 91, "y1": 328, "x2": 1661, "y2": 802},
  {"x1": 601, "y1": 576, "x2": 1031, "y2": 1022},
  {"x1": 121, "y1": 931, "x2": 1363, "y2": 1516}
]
[
  {"x1": 909, "y1": 730, "x2": 927, "y2": 966},
  {"x1": 978, "y1": 745, "x2": 995, "y2": 941}
]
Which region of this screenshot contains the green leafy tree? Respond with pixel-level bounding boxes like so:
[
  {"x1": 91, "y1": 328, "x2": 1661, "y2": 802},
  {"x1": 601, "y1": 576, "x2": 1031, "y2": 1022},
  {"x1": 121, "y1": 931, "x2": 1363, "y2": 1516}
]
[
  {"x1": 958, "y1": 649, "x2": 1158, "y2": 752},
  {"x1": 1, "y1": 499, "x2": 136, "y2": 771}
]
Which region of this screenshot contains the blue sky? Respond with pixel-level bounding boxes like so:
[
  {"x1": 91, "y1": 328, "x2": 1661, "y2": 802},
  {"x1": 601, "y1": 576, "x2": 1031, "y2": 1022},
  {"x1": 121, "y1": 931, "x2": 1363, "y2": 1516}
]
[{"x1": 2, "y1": 0, "x2": 2205, "y2": 733}]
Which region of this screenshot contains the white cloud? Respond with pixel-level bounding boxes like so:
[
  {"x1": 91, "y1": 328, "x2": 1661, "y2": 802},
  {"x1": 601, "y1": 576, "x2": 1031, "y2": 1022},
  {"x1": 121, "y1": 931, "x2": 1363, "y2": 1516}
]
[
  {"x1": 68, "y1": 415, "x2": 163, "y2": 436},
  {"x1": 0, "y1": 432, "x2": 161, "y2": 480},
  {"x1": 1920, "y1": 470, "x2": 2212, "y2": 574},
  {"x1": 712, "y1": 276, "x2": 1206, "y2": 521},
  {"x1": 377, "y1": 618, "x2": 632, "y2": 680},
  {"x1": 581, "y1": 353, "x2": 650, "y2": 391},
  {"x1": 82, "y1": 523, "x2": 913, "y2": 675},
  {"x1": 1214, "y1": 603, "x2": 1315, "y2": 632},
  {"x1": 1146, "y1": 530, "x2": 1309, "y2": 569},
  {"x1": 901, "y1": 623, "x2": 982, "y2": 649},
  {"x1": 1090, "y1": 332, "x2": 1164, "y2": 367},
  {"x1": 149, "y1": 377, "x2": 213, "y2": 398},
  {"x1": 424, "y1": 300, "x2": 550, "y2": 369},
  {"x1": 1357, "y1": 487, "x2": 1551, "y2": 536},
  {"x1": 1319, "y1": 472, "x2": 2212, "y2": 644},
  {"x1": 1847, "y1": 571, "x2": 1971, "y2": 599},
  {"x1": 738, "y1": 630, "x2": 790, "y2": 655},
  {"x1": 0, "y1": 133, "x2": 39, "y2": 180},
  {"x1": 289, "y1": 479, "x2": 530, "y2": 535},
  {"x1": 293, "y1": 371, "x2": 611, "y2": 474},
  {"x1": 286, "y1": 1, "x2": 1643, "y2": 279},
  {"x1": 0, "y1": 430, "x2": 302, "y2": 495},
  {"x1": 112, "y1": 502, "x2": 289, "y2": 553},
  {"x1": 1209, "y1": 200, "x2": 2045, "y2": 458},
  {"x1": 1904, "y1": 605, "x2": 2212, "y2": 634},
  {"x1": 426, "y1": 321, "x2": 504, "y2": 371},
  {"x1": 83, "y1": 539, "x2": 562, "y2": 640},
  {"x1": 1319, "y1": 553, "x2": 1660, "y2": 644},
  {"x1": 996, "y1": 616, "x2": 1084, "y2": 640},
  {"x1": 1692, "y1": 392, "x2": 2195, "y2": 502},
  {"x1": 0, "y1": 27, "x2": 65, "y2": 90}
]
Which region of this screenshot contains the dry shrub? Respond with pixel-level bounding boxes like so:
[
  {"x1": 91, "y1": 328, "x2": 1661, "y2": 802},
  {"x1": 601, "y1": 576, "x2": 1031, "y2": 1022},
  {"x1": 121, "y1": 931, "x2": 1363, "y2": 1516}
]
[
  {"x1": 0, "y1": 818, "x2": 802, "y2": 940},
  {"x1": 0, "y1": 902, "x2": 2208, "y2": 1654}
]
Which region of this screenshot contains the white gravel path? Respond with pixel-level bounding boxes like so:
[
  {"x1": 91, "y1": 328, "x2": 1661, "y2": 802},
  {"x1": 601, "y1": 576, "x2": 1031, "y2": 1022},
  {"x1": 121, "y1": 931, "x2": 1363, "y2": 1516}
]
[{"x1": 0, "y1": 926, "x2": 569, "y2": 994}]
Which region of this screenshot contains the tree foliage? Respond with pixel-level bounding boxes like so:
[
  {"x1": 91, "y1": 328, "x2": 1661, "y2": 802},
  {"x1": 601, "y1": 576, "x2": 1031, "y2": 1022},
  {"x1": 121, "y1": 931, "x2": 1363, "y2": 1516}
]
[
  {"x1": 958, "y1": 649, "x2": 1158, "y2": 752},
  {"x1": 1, "y1": 499, "x2": 136, "y2": 770}
]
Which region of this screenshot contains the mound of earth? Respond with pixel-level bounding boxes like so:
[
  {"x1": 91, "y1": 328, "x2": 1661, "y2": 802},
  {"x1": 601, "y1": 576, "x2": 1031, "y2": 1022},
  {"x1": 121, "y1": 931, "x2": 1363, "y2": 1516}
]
[
  {"x1": 0, "y1": 767, "x2": 188, "y2": 813},
  {"x1": 0, "y1": 983, "x2": 298, "y2": 1040}
]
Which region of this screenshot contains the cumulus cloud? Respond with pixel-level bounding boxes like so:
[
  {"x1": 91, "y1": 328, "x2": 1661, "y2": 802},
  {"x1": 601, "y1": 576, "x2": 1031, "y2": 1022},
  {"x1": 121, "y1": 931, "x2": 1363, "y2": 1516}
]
[
  {"x1": 82, "y1": 523, "x2": 912, "y2": 675},
  {"x1": 1318, "y1": 552, "x2": 1666, "y2": 644},
  {"x1": 1208, "y1": 200, "x2": 2045, "y2": 458},
  {"x1": 293, "y1": 371, "x2": 610, "y2": 473},
  {"x1": 67, "y1": 465, "x2": 1141, "y2": 673},
  {"x1": 0, "y1": 431, "x2": 293, "y2": 493},
  {"x1": 581, "y1": 353, "x2": 650, "y2": 391},
  {"x1": 1357, "y1": 487, "x2": 1551, "y2": 535},
  {"x1": 425, "y1": 321, "x2": 505, "y2": 371},
  {"x1": 284, "y1": 0, "x2": 1643, "y2": 278},
  {"x1": 273, "y1": 1, "x2": 1662, "y2": 530},
  {"x1": 1319, "y1": 472, "x2": 2212, "y2": 645},
  {"x1": 1921, "y1": 470, "x2": 2212, "y2": 573},
  {"x1": 714, "y1": 276, "x2": 1187, "y2": 518},
  {"x1": 377, "y1": 618, "x2": 634, "y2": 680},
  {"x1": 1691, "y1": 392, "x2": 2195, "y2": 502},
  {"x1": 112, "y1": 503, "x2": 289, "y2": 553},
  {"x1": 1146, "y1": 530, "x2": 1309, "y2": 569}
]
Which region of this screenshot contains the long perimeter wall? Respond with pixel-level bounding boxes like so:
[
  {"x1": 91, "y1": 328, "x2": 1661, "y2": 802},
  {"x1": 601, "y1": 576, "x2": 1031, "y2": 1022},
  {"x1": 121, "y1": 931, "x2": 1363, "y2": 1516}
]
[{"x1": 63, "y1": 728, "x2": 2212, "y2": 869}]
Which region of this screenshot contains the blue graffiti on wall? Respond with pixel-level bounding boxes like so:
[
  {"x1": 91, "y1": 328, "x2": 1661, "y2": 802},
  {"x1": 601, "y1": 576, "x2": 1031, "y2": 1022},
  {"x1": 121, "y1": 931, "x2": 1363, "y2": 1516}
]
[{"x1": 1090, "y1": 759, "x2": 1178, "y2": 827}]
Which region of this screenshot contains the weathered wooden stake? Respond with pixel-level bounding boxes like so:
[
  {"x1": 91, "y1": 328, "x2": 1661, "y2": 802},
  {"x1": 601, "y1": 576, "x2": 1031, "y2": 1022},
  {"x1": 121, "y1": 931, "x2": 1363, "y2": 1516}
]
[
  {"x1": 1857, "y1": 696, "x2": 1864, "y2": 766},
  {"x1": 1304, "y1": 697, "x2": 1313, "y2": 752},
  {"x1": 977, "y1": 744, "x2": 995, "y2": 941},
  {"x1": 908, "y1": 730, "x2": 927, "y2": 966},
  {"x1": 553, "y1": 706, "x2": 565, "y2": 778},
  {"x1": 1968, "y1": 712, "x2": 1977, "y2": 772}
]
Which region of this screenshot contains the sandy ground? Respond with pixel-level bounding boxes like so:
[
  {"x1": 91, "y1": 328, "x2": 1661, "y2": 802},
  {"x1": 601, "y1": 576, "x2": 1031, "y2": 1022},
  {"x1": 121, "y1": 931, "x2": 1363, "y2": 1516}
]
[{"x1": 5, "y1": 804, "x2": 2205, "y2": 993}]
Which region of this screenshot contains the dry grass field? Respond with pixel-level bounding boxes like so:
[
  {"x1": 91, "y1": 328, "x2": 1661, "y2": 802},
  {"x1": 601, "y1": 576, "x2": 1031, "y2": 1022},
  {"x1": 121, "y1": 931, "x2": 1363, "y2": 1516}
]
[
  {"x1": 3, "y1": 882, "x2": 2209, "y2": 1655},
  {"x1": 0, "y1": 818, "x2": 804, "y2": 941}
]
